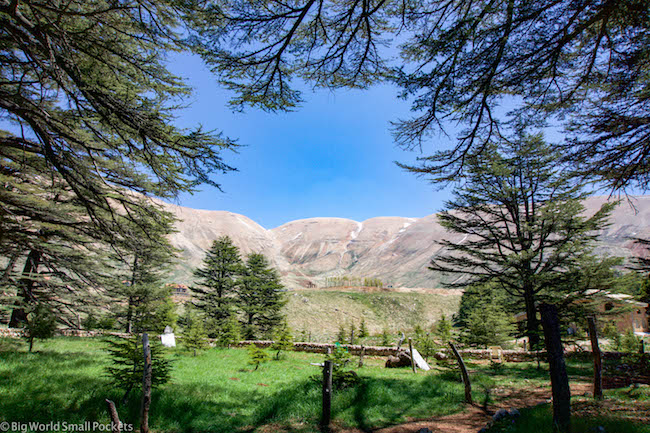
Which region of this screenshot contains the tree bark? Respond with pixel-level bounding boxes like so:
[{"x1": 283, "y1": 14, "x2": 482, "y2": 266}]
[
  {"x1": 105, "y1": 399, "x2": 121, "y2": 433},
  {"x1": 125, "y1": 296, "x2": 134, "y2": 333},
  {"x1": 587, "y1": 317, "x2": 603, "y2": 400},
  {"x1": 449, "y1": 342, "x2": 473, "y2": 404},
  {"x1": 9, "y1": 249, "x2": 42, "y2": 327},
  {"x1": 408, "y1": 338, "x2": 416, "y2": 374},
  {"x1": 523, "y1": 287, "x2": 540, "y2": 350},
  {"x1": 140, "y1": 333, "x2": 152, "y2": 433},
  {"x1": 540, "y1": 303, "x2": 571, "y2": 433},
  {"x1": 321, "y1": 360, "x2": 333, "y2": 432}
]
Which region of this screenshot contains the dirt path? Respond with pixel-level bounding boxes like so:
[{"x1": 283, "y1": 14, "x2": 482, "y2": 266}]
[{"x1": 337, "y1": 383, "x2": 592, "y2": 433}]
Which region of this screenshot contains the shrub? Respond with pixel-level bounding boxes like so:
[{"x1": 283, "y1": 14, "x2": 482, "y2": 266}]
[
  {"x1": 105, "y1": 334, "x2": 172, "y2": 401},
  {"x1": 247, "y1": 344, "x2": 270, "y2": 371},
  {"x1": 619, "y1": 330, "x2": 642, "y2": 353},
  {"x1": 217, "y1": 316, "x2": 242, "y2": 348},
  {"x1": 25, "y1": 303, "x2": 57, "y2": 352},
  {"x1": 183, "y1": 316, "x2": 208, "y2": 355},
  {"x1": 270, "y1": 326, "x2": 293, "y2": 360},
  {"x1": 325, "y1": 345, "x2": 360, "y2": 388}
]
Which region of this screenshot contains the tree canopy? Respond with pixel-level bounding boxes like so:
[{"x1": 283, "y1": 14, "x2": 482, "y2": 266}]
[
  {"x1": 429, "y1": 130, "x2": 616, "y2": 346},
  {"x1": 192, "y1": 235, "x2": 245, "y2": 330},
  {"x1": 200, "y1": 0, "x2": 649, "y2": 191},
  {"x1": 1, "y1": 0, "x2": 236, "y2": 323}
]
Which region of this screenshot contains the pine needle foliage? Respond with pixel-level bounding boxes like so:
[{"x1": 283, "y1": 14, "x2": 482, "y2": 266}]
[
  {"x1": 105, "y1": 334, "x2": 172, "y2": 400},
  {"x1": 24, "y1": 303, "x2": 57, "y2": 352},
  {"x1": 192, "y1": 236, "x2": 244, "y2": 332},
  {"x1": 428, "y1": 131, "x2": 616, "y2": 348},
  {"x1": 183, "y1": 315, "x2": 209, "y2": 355},
  {"x1": 270, "y1": 325, "x2": 294, "y2": 360},
  {"x1": 1, "y1": 0, "x2": 236, "y2": 327},
  {"x1": 247, "y1": 344, "x2": 270, "y2": 371}
]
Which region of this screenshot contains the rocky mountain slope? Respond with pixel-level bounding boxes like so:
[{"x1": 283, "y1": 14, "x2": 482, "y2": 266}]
[{"x1": 164, "y1": 196, "x2": 650, "y2": 289}]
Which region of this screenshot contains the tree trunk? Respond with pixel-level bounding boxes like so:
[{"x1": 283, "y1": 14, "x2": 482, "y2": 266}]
[
  {"x1": 9, "y1": 249, "x2": 42, "y2": 327},
  {"x1": 125, "y1": 296, "x2": 134, "y2": 333},
  {"x1": 523, "y1": 287, "x2": 540, "y2": 350},
  {"x1": 449, "y1": 342, "x2": 473, "y2": 404},
  {"x1": 321, "y1": 360, "x2": 333, "y2": 431},
  {"x1": 105, "y1": 399, "x2": 121, "y2": 433},
  {"x1": 140, "y1": 334, "x2": 152, "y2": 433},
  {"x1": 587, "y1": 317, "x2": 603, "y2": 399},
  {"x1": 540, "y1": 304, "x2": 571, "y2": 433},
  {"x1": 408, "y1": 338, "x2": 416, "y2": 374}
]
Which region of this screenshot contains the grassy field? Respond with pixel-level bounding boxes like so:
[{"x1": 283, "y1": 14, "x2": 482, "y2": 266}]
[
  {"x1": 1, "y1": 337, "x2": 648, "y2": 433},
  {"x1": 284, "y1": 289, "x2": 462, "y2": 341}
]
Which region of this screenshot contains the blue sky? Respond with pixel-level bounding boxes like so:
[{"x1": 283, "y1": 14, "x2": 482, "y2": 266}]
[{"x1": 169, "y1": 53, "x2": 455, "y2": 229}]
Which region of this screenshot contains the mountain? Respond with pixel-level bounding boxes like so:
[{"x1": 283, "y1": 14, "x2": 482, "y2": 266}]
[{"x1": 163, "y1": 195, "x2": 650, "y2": 289}]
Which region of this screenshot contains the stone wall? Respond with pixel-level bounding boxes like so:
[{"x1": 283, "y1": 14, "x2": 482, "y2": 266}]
[{"x1": 2, "y1": 329, "x2": 641, "y2": 364}]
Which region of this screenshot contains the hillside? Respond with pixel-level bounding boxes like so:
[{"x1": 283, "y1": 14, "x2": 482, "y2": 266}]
[{"x1": 164, "y1": 195, "x2": 650, "y2": 290}]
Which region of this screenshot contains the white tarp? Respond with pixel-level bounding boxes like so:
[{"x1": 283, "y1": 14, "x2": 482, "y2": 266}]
[
  {"x1": 160, "y1": 326, "x2": 176, "y2": 348},
  {"x1": 411, "y1": 348, "x2": 430, "y2": 371}
]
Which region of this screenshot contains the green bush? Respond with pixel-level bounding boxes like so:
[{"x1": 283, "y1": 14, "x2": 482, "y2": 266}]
[
  {"x1": 324, "y1": 345, "x2": 360, "y2": 388},
  {"x1": 270, "y1": 326, "x2": 294, "y2": 360},
  {"x1": 105, "y1": 334, "x2": 172, "y2": 400},
  {"x1": 25, "y1": 303, "x2": 57, "y2": 352},
  {"x1": 247, "y1": 344, "x2": 270, "y2": 370}
]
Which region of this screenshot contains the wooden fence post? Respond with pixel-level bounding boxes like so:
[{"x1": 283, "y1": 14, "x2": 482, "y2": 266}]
[
  {"x1": 105, "y1": 399, "x2": 121, "y2": 433},
  {"x1": 141, "y1": 333, "x2": 152, "y2": 433},
  {"x1": 321, "y1": 360, "x2": 333, "y2": 431},
  {"x1": 408, "y1": 338, "x2": 416, "y2": 374},
  {"x1": 449, "y1": 342, "x2": 473, "y2": 404},
  {"x1": 540, "y1": 304, "x2": 571, "y2": 433},
  {"x1": 358, "y1": 345, "x2": 365, "y2": 368},
  {"x1": 587, "y1": 316, "x2": 603, "y2": 400}
]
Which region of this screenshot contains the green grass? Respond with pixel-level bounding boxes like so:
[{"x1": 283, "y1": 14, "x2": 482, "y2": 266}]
[
  {"x1": 486, "y1": 401, "x2": 650, "y2": 433},
  {"x1": 2, "y1": 337, "x2": 648, "y2": 432},
  {"x1": 0, "y1": 337, "x2": 467, "y2": 432}
]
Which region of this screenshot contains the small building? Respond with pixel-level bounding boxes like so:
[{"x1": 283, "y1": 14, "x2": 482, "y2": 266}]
[
  {"x1": 514, "y1": 292, "x2": 649, "y2": 336},
  {"x1": 168, "y1": 284, "x2": 190, "y2": 296},
  {"x1": 599, "y1": 293, "x2": 649, "y2": 335}
]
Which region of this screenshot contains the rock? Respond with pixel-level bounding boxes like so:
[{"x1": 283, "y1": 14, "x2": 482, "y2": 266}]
[
  {"x1": 594, "y1": 426, "x2": 605, "y2": 433},
  {"x1": 509, "y1": 408, "x2": 520, "y2": 418},
  {"x1": 433, "y1": 352, "x2": 448, "y2": 360},
  {"x1": 417, "y1": 429, "x2": 432, "y2": 433},
  {"x1": 385, "y1": 351, "x2": 412, "y2": 368},
  {"x1": 492, "y1": 408, "x2": 509, "y2": 422}
]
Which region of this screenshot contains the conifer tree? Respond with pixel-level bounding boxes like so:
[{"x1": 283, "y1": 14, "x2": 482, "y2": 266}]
[
  {"x1": 237, "y1": 253, "x2": 286, "y2": 339},
  {"x1": 358, "y1": 318, "x2": 368, "y2": 339},
  {"x1": 192, "y1": 236, "x2": 244, "y2": 334},
  {"x1": 336, "y1": 324, "x2": 347, "y2": 343},
  {"x1": 201, "y1": 0, "x2": 649, "y2": 193},
  {"x1": 183, "y1": 313, "x2": 209, "y2": 355},
  {"x1": 111, "y1": 204, "x2": 179, "y2": 333},
  {"x1": 271, "y1": 325, "x2": 294, "y2": 360},
  {"x1": 429, "y1": 130, "x2": 615, "y2": 348},
  {"x1": 435, "y1": 315, "x2": 453, "y2": 344},
  {"x1": 24, "y1": 303, "x2": 57, "y2": 352},
  {"x1": 460, "y1": 303, "x2": 515, "y2": 348},
  {"x1": 247, "y1": 344, "x2": 270, "y2": 371},
  {"x1": 105, "y1": 334, "x2": 172, "y2": 402},
  {"x1": 1, "y1": 1, "x2": 236, "y2": 327},
  {"x1": 218, "y1": 315, "x2": 242, "y2": 348}
]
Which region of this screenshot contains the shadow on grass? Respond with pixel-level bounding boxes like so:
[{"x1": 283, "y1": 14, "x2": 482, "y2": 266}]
[
  {"x1": 1, "y1": 348, "x2": 469, "y2": 433},
  {"x1": 470, "y1": 360, "x2": 593, "y2": 384},
  {"x1": 487, "y1": 403, "x2": 650, "y2": 433}
]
